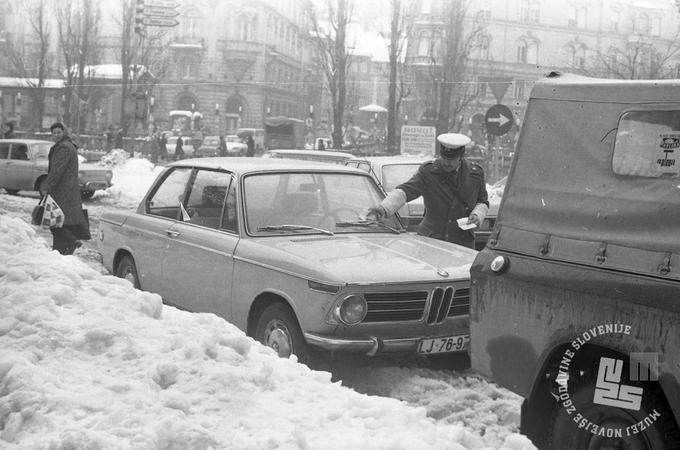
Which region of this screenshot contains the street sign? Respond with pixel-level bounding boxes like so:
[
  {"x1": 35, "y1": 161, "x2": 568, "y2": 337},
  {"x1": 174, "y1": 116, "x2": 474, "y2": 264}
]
[
  {"x1": 142, "y1": 17, "x2": 179, "y2": 27},
  {"x1": 484, "y1": 104, "x2": 514, "y2": 136},
  {"x1": 400, "y1": 125, "x2": 436, "y2": 156},
  {"x1": 142, "y1": 7, "x2": 179, "y2": 17},
  {"x1": 145, "y1": 0, "x2": 179, "y2": 8}
]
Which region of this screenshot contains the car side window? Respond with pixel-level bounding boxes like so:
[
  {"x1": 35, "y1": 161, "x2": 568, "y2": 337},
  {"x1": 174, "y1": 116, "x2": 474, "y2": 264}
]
[
  {"x1": 184, "y1": 169, "x2": 233, "y2": 230},
  {"x1": 10, "y1": 144, "x2": 29, "y2": 160},
  {"x1": 147, "y1": 168, "x2": 192, "y2": 219},
  {"x1": 0, "y1": 143, "x2": 9, "y2": 159},
  {"x1": 613, "y1": 110, "x2": 680, "y2": 178}
]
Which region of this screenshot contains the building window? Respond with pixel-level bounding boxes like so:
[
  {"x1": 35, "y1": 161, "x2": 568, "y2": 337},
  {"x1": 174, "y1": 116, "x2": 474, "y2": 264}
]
[
  {"x1": 610, "y1": 10, "x2": 620, "y2": 33},
  {"x1": 651, "y1": 17, "x2": 661, "y2": 36},
  {"x1": 418, "y1": 33, "x2": 429, "y2": 57},
  {"x1": 517, "y1": 40, "x2": 527, "y2": 63},
  {"x1": 478, "y1": 81, "x2": 487, "y2": 97},
  {"x1": 573, "y1": 46, "x2": 586, "y2": 69},
  {"x1": 478, "y1": 35, "x2": 490, "y2": 60},
  {"x1": 636, "y1": 14, "x2": 650, "y2": 34},
  {"x1": 527, "y1": 41, "x2": 538, "y2": 64},
  {"x1": 530, "y1": 1, "x2": 540, "y2": 23},
  {"x1": 519, "y1": 0, "x2": 530, "y2": 22},
  {"x1": 569, "y1": 6, "x2": 587, "y2": 28},
  {"x1": 515, "y1": 80, "x2": 525, "y2": 99}
]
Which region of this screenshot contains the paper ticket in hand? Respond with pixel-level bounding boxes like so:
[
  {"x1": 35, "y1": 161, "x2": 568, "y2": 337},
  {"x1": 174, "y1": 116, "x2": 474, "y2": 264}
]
[{"x1": 457, "y1": 217, "x2": 477, "y2": 230}]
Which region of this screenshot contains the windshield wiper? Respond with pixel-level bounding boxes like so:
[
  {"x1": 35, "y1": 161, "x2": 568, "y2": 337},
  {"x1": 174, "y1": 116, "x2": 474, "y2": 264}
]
[
  {"x1": 257, "y1": 224, "x2": 334, "y2": 236},
  {"x1": 335, "y1": 220, "x2": 403, "y2": 234}
]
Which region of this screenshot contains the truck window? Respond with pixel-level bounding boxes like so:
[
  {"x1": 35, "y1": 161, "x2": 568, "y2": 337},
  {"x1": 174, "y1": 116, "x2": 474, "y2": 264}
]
[{"x1": 612, "y1": 110, "x2": 680, "y2": 178}]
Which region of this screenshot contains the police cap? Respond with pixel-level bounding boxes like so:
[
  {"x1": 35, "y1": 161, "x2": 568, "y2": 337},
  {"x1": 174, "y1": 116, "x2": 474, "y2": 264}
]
[{"x1": 437, "y1": 133, "x2": 471, "y2": 158}]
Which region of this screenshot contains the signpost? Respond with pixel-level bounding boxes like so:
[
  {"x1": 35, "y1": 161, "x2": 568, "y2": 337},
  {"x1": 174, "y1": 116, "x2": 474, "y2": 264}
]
[
  {"x1": 484, "y1": 104, "x2": 514, "y2": 136},
  {"x1": 135, "y1": 0, "x2": 180, "y2": 34},
  {"x1": 400, "y1": 125, "x2": 436, "y2": 156}
]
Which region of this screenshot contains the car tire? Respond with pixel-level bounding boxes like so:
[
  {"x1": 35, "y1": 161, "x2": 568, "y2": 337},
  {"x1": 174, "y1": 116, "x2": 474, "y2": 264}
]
[
  {"x1": 81, "y1": 190, "x2": 95, "y2": 200},
  {"x1": 254, "y1": 302, "x2": 310, "y2": 364},
  {"x1": 115, "y1": 255, "x2": 140, "y2": 289},
  {"x1": 549, "y1": 381, "x2": 680, "y2": 450},
  {"x1": 4, "y1": 189, "x2": 19, "y2": 195}
]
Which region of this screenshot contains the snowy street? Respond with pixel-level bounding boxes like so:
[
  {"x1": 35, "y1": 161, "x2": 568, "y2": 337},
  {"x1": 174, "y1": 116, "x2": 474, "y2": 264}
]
[{"x1": 0, "y1": 155, "x2": 534, "y2": 449}]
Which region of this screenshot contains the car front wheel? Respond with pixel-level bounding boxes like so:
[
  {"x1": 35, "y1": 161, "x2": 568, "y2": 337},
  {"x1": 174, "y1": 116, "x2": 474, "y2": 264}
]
[
  {"x1": 255, "y1": 303, "x2": 309, "y2": 364},
  {"x1": 4, "y1": 189, "x2": 19, "y2": 195},
  {"x1": 115, "y1": 255, "x2": 140, "y2": 289}
]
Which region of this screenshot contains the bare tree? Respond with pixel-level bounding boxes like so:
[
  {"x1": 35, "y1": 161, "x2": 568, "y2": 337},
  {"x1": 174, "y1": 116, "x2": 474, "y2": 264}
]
[
  {"x1": 1, "y1": 0, "x2": 51, "y2": 129},
  {"x1": 430, "y1": 0, "x2": 482, "y2": 135},
  {"x1": 584, "y1": 34, "x2": 680, "y2": 80},
  {"x1": 381, "y1": 0, "x2": 417, "y2": 154},
  {"x1": 308, "y1": 0, "x2": 354, "y2": 149},
  {"x1": 55, "y1": 0, "x2": 101, "y2": 134}
]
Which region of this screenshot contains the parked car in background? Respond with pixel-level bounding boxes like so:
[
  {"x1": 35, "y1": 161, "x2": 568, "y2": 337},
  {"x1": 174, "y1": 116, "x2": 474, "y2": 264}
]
[
  {"x1": 195, "y1": 135, "x2": 221, "y2": 157},
  {"x1": 165, "y1": 136, "x2": 195, "y2": 158},
  {"x1": 99, "y1": 158, "x2": 477, "y2": 366},
  {"x1": 225, "y1": 135, "x2": 248, "y2": 156},
  {"x1": 0, "y1": 139, "x2": 112, "y2": 199},
  {"x1": 265, "y1": 149, "x2": 355, "y2": 165},
  {"x1": 345, "y1": 156, "x2": 427, "y2": 231}
]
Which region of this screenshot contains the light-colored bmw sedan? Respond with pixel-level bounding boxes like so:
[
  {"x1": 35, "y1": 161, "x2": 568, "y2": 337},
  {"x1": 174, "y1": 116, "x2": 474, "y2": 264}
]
[{"x1": 98, "y1": 157, "x2": 477, "y2": 364}]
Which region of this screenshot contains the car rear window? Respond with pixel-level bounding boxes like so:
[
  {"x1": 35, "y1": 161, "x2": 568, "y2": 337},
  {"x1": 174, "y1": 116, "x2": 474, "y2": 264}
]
[{"x1": 613, "y1": 110, "x2": 680, "y2": 178}]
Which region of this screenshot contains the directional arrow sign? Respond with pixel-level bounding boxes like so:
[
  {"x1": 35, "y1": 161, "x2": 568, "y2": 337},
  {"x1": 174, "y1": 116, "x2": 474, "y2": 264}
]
[
  {"x1": 142, "y1": 17, "x2": 179, "y2": 27},
  {"x1": 143, "y1": 7, "x2": 179, "y2": 17},
  {"x1": 484, "y1": 104, "x2": 514, "y2": 136},
  {"x1": 145, "y1": 0, "x2": 179, "y2": 8}
]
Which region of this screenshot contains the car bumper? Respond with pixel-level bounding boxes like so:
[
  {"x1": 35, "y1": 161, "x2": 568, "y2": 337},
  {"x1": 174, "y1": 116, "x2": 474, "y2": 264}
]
[
  {"x1": 304, "y1": 332, "x2": 467, "y2": 356},
  {"x1": 80, "y1": 182, "x2": 111, "y2": 191}
]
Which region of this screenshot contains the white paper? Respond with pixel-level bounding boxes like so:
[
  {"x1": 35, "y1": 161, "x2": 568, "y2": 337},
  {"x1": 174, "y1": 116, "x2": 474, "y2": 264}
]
[{"x1": 457, "y1": 217, "x2": 477, "y2": 230}]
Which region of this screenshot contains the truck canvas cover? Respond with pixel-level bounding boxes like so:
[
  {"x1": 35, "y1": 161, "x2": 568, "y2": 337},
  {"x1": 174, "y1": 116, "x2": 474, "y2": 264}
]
[{"x1": 492, "y1": 75, "x2": 680, "y2": 281}]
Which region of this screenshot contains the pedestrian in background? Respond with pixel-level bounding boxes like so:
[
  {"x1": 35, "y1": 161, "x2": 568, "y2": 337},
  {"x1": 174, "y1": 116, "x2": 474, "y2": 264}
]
[
  {"x1": 219, "y1": 135, "x2": 227, "y2": 157},
  {"x1": 2, "y1": 121, "x2": 16, "y2": 138},
  {"x1": 368, "y1": 133, "x2": 489, "y2": 249},
  {"x1": 174, "y1": 134, "x2": 185, "y2": 160},
  {"x1": 159, "y1": 132, "x2": 168, "y2": 161},
  {"x1": 45, "y1": 122, "x2": 86, "y2": 255},
  {"x1": 246, "y1": 134, "x2": 255, "y2": 157},
  {"x1": 114, "y1": 129, "x2": 124, "y2": 149}
]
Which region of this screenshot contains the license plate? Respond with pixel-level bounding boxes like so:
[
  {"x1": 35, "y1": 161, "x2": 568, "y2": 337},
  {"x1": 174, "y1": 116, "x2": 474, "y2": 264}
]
[{"x1": 417, "y1": 334, "x2": 469, "y2": 354}]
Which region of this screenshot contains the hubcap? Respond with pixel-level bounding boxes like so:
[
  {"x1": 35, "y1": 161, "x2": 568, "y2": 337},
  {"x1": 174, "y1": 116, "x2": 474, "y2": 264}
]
[{"x1": 264, "y1": 320, "x2": 292, "y2": 357}]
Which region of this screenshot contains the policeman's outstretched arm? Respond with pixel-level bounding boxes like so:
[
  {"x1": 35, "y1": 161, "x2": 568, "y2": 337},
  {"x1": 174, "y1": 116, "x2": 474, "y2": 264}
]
[
  {"x1": 367, "y1": 189, "x2": 407, "y2": 220},
  {"x1": 468, "y1": 203, "x2": 489, "y2": 226}
]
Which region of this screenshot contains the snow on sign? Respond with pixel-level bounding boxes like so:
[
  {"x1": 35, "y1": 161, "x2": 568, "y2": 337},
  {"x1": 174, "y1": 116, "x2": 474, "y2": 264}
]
[
  {"x1": 401, "y1": 125, "x2": 436, "y2": 156},
  {"x1": 655, "y1": 133, "x2": 680, "y2": 174}
]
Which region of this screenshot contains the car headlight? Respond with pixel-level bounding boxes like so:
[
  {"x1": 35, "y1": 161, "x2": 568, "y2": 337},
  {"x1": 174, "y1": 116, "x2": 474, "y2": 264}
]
[
  {"x1": 78, "y1": 172, "x2": 84, "y2": 183},
  {"x1": 105, "y1": 171, "x2": 113, "y2": 182},
  {"x1": 334, "y1": 294, "x2": 367, "y2": 325}
]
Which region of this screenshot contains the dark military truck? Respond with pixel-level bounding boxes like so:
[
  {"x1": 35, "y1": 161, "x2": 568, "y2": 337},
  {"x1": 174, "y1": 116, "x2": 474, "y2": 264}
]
[{"x1": 470, "y1": 74, "x2": 680, "y2": 449}]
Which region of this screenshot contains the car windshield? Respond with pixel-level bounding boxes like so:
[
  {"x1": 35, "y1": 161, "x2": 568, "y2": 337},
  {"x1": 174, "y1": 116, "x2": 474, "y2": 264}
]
[
  {"x1": 381, "y1": 163, "x2": 420, "y2": 191},
  {"x1": 32, "y1": 142, "x2": 52, "y2": 159},
  {"x1": 243, "y1": 171, "x2": 402, "y2": 235}
]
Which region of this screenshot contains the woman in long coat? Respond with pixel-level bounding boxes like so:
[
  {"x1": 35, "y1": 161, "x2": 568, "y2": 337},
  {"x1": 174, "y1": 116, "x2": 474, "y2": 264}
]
[{"x1": 45, "y1": 122, "x2": 86, "y2": 255}]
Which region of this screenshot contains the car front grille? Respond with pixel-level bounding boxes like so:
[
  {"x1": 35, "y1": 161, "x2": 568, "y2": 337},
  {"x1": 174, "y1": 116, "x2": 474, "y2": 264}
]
[
  {"x1": 362, "y1": 286, "x2": 470, "y2": 324},
  {"x1": 448, "y1": 287, "x2": 470, "y2": 317}
]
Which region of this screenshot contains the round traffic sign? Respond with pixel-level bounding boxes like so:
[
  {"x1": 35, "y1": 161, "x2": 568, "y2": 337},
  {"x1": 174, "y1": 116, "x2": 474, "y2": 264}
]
[{"x1": 484, "y1": 104, "x2": 514, "y2": 136}]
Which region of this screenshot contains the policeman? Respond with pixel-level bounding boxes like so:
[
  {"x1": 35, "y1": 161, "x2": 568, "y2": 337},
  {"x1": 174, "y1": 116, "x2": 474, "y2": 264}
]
[{"x1": 369, "y1": 133, "x2": 489, "y2": 248}]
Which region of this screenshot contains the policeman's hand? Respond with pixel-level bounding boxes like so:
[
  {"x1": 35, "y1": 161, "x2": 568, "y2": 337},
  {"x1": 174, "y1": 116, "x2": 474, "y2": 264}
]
[
  {"x1": 468, "y1": 213, "x2": 481, "y2": 227},
  {"x1": 367, "y1": 205, "x2": 386, "y2": 221}
]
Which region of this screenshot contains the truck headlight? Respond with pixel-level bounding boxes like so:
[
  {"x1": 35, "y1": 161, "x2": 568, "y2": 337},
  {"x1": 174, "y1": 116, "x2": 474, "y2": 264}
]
[{"x1": 334, "y1": 295, "x2": 367, "y2": 325}]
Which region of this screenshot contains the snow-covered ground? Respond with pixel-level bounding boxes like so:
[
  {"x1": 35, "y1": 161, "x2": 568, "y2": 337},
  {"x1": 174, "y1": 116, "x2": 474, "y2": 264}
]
[{"x1": 0, "y1": 156, "x2": 535, "y2": 449}]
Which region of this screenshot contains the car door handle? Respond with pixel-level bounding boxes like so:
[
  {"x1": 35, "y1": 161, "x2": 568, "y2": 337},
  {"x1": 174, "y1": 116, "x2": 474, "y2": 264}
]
[{"x1": 165, "y1": 229, "x2": 181, "y2": 237}]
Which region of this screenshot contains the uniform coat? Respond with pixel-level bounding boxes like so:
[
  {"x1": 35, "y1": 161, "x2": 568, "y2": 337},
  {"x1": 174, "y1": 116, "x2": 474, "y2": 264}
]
[
  {"x1": 397, "y1": 158, "x2": 488, "y2": 246},
  {"x1": 46, "y1": 136, "x2": 85, "y2": 226}
]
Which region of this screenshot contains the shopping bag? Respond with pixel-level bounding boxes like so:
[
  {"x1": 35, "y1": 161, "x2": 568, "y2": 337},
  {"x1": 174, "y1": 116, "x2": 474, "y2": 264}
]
[
  {"x1": 31, "y1": 197, "x2": 45, "y2": 225},
  {"x1": 74, "y1": 209, "x2": 92, "y2": 240},
  {"x1": 41, "y1": 194, "x2": 65, "y2": 229}
]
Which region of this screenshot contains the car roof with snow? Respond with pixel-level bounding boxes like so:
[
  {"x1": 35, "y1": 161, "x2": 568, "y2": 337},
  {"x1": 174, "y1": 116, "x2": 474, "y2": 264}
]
[{"x1": 166, "y1": 156, "x2": 370, "y2": 175}]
